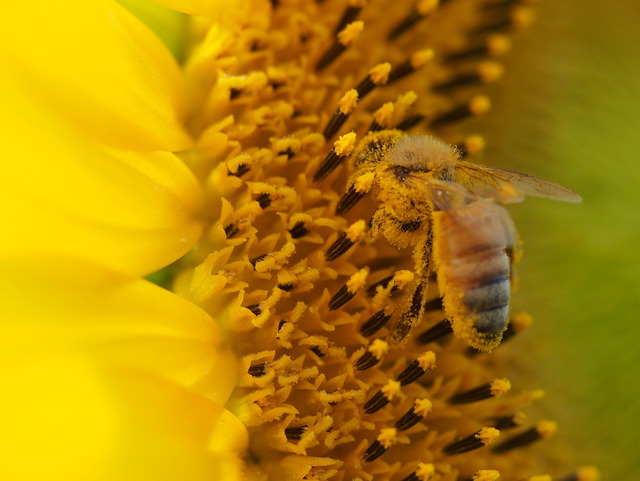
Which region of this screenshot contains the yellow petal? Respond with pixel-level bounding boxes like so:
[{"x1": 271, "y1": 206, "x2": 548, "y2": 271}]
[
  {"x1": 0, "y1": 258, "x2": 245, "y2": 480},
  {"x1": 1, "y1": 69, "x2": 203, "y2": 276},
  {"x1": 0, "y1": 0, "x2": 191, "y2": 151}
]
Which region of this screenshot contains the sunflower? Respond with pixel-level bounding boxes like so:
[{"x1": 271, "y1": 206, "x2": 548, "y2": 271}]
[{"x1": 1, "y1": 0, "x2": 604, "y2": 480}]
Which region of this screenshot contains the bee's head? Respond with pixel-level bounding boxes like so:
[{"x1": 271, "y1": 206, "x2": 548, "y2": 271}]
[{"x1": 386, "y1": 134, "x2": 460, "y2": 181}]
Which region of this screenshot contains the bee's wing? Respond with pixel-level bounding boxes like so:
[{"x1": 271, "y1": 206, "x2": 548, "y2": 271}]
[
  {"x1": 454, "y1": 161, "x2": 582, "y2": 203},
  {"x1": 410, "y1": 176, "x2": 479, "y2": 211}
]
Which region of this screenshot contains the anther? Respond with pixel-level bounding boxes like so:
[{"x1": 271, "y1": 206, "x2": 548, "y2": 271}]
[
  {"x1": 284, "y1": 425, "x2": 307, "y2": 441},
  {"x1": 314, "y1": 132, "x2": 357, "y2": 181},
  {"x1": 360, "y1": 310, "x2": 393, "y2": 336},
  {"x1": 248, "y1": 363, "x2": 266, "y2": 377},
  {"x1": 558, "y1": 466, "x2": 600, "y2": 481},
  {"x1": 443, "y1": 427, "x2": 500, "y2": 455},
  {"x1": 449, "y1": 378, "x2": 511, "y2": 404},
  {"x1": 323, "y1": 64, "x2": 391, "y2": 139},
  {"x1": 323, "y1": 89, "x2": 359, "y2": 139},
  {"x1": 468, "y1": 470, "x2": 500, "y2": 481},
  {"x1": 429, "y1": 95, "x2": 491, "y2": 129},
  {"x1": 316, "y1": 21, "x2": 364, "y2": 71},
  {"x1": 388, "y1": 0, "x2": 439, "y2": 40},
  {"x1": 334, "y1": 0, "x2": 366, "y2": 34},
  {"x1": 289, "y1": 221, "x2": 309, "y2": 239},
  {"x1": 363, "y1": 428, "x2": 398, "y2": 462},
  {"x1": 363, "y1": 379, "x2": 401, "y2": 414},
  {"x1": 491, "y1": 411, "x2": 527, "y2": 430},
  {"x1": 396, "y1": 351, "x2": 436, "y2": 385},
  {"x1": 415, "y1": 319, "x2": 453, "y2": 345},
  {"x1": 355, "y1": 339, "x2": 388, "y2": 370},
  {"x1": 492, "y1": 420, "x2": 556, "y2": 453},
  {"x1": 395, "y1": 398, "x2": 432, "y2": 431},
  {"x1": 388, "y1": 49, "x2": 433, "y2": 84},
  {"x1": 400, "y1": 463, "x2": 435, "y2": 481}
]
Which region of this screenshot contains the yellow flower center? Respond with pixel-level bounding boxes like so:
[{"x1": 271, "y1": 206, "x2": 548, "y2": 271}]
[{"x1": 168, "y1": 1, "x2": 598, "y2": 480}]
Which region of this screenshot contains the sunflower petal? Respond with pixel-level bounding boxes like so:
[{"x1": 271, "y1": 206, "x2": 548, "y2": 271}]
[
  {"x1": 0, "y1": 258, "x2": 244, "y2": 480},
  {"x1": 0, "y1": 0, "x2": 191, "y2": 151},
  {"x1": 1, "y1": 69, "x2": 203, "y2": 275}
]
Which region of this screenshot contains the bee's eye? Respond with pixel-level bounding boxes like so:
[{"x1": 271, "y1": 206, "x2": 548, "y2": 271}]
[{"x1": 391, "y1": 165, "x2": 411, "y2": 181}]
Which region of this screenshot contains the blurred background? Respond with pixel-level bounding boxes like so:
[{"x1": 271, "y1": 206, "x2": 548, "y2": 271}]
[{"x1": 483, "y1": 0, "x2": 640, "y2": 478}]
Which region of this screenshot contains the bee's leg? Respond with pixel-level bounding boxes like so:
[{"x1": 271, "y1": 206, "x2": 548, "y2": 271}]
[
  {"x1": 388, "y1": 228, "x2": 433, "y2": 346},
  {"x1": 368, "y1": 206, "x2": 424, "y2": 249}
]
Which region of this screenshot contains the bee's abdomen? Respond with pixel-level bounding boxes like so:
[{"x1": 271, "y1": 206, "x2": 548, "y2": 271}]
[
  {"x1": 462, "y1": 273, "x2": 511, "y2": 337},
  {"x1": 440, "y1": 247, "x2": 512, "y2": 349}
]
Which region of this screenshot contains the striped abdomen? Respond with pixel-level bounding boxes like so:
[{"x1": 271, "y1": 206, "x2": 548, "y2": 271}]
[{"x1": 432, "y1": 200, "x2": 515, "y2": 352}]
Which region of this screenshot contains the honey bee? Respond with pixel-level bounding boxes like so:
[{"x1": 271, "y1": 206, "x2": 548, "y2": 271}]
[{"x1": 342, "y1": 132, "x2": 581, "y2": 352}]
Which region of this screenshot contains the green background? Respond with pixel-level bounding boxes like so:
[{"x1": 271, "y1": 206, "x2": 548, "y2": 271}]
[{"x1": 484, "y1": 1, "x2": 640, "y2": 478}]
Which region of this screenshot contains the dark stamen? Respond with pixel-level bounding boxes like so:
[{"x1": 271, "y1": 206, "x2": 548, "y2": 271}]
[
  {"x1": 443, "y1": 428, "x2": 497, "y2": 455},
  {"x1": 248, "y1": 363, "x2": 266, "y2": 377},
  {"x1": 316, "y1": 42, "x2": 347, "y2": 71},
  {"x1": 246, "y1": 304, "x2": 262, "y2": 316},
  {"x1": 310, "y1": 346, "x2": 325, "y2": 358},
  {"x1": 396, "y1": 359, "x2": 426, "y2": 385},
  {"x1": 430, "y1": 103, "x2": 476, "y2": 128},
  {"x1": 355, "y1": 351, "x2": 380, "y2": 370},
  {"x1": 224, "y1": 223, "x2": 239, "y2": 239},
  {"x1": 326, "y1": 232, "x2": 355, "y2": 261},
  {"x1": 360, "y1": 310, "x2": 392, "y2": 336},
  {"x1": 396, "y1": 114, "x2": 426, "y2": 131},
  {"x1": 256, "y1": 193, "x2": 272, "y2": 209},
  {"x1": 415, "y1": 319, "x2": 453, "y2": 345},
  {"x1": 284, "y1": 425, "x2": 307, "y2": 440},
  {"x1": 250, "y1": 254, "x2": 268, "y2": 268},
  {"x1": 314, "y1": 150, "x2": 342, "y2": 181},
  {"x1": 388, "y1": 9, "x2": 423, "y2": 40},
  {"x1": 334, "y1": 4, "x2": 362, "y2": 35},
  {"x1": 366, "y1": 275, "x2": 395, "y2": 296},
  {"x1": 289, "y1": 221, "x2": 309, "y2": 239},
  {"x1": 323, "y1": 111, "x2": 350, "y2": 139},
  {"x1": 433, "y1": 73, "x2": 482, "y2": 93},
  {"x1": 423, "y1": 297, "x2": 443, "y2": 312},
  {"x1": 363, "y1": 390, "x2": 389, "y2": 414},
  {"x1": 491, "y1": 413, "x2": 526, "y2": 430},
  {"x1": 492, "y1": 423, "x2": 550, "y2": 453},
  {"x1": 336, "y1": 185, "x2": 365, "y2": 215},
  {"x1": 363, "y1": 439, "x2": 387, "y2": 462},
  {"x1": 329, "y1": 284, "x2": 355, "y2": 310},
  {"x1": 449, "y1": 383, "x2": 495, "y2": 404},
  {"x1": 395, "y1": 406, "x2": 423, "y2": 431}
]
